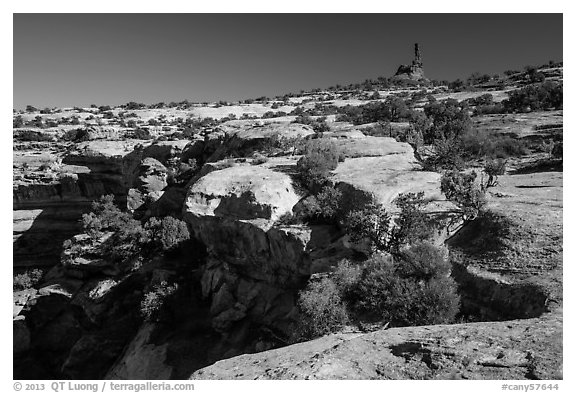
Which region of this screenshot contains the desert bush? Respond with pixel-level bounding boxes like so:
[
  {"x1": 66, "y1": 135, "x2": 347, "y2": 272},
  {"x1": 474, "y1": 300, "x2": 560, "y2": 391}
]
[
  {"x1": 99, "y1": 221, "x2": 150, "y2": 265},
  {"x1": 473, "y1": 103, "x2": 507, "y2": 115},
  {"x1": 145, "y1": 216, "x2": 190, "y2": 252},
  {"x1": 441, "y1": 170, "x2": 486, "y2": 221},
  {"x1": 78, "y1": 196, "x2": 191, "y2": 267},
  {"x1": 82, "y1": 196, "x2": 149, "y2": 265},
  {"x1": 297, "y1": 185, "x2": 342, "y2": 224},
  {"x1": 423, "y1": 98, "x2": 471, "y2": 143},
  {"x1": 361, "y1": 121, "x2": 392, "y2": 137},
  {"x1": 348, "y1": 251, "x2": 460, "y2": 326},
  {"x1": 331, "y1": 259, "x2": 363, "y2": 295},
  {"x1": 461, "y1": 132, "x2": 527, "y2": 159},
  {"x1": 124, "y1": 101, "x2": 146, "y2": 110},
  {"x1": 13, "y1": 269, "x2": 44, "y2": 291},
  {"x1": 296, "y1": 139, "x2": 344, "y2": 192},
  {"x1": 389, "y1": 192, "x2": 436, "y2": 249},
  {"x1": 335, "y1": 98, "x2": 411, "y2": 125},
  {"x1": 82, "y1": 195, "x2": 137, "y2": 238},
  {"x1": 423, "y1": 137, "x2": 465, "y2": 171},
  {"x1": 14, "y1": 130, "x2": 53, "y2": 142},
  {"x1": 395, "y1": 242, "x2": 450, "y2": 280},
  {"x1": 504, "y1": 81, "x2": 562, "y2": 112},
  {"x1": 13, "y1": 115, "x2": 24, "y2": 128},
  {"x1": 293, "y1": 277, "x2": 349, "y2": 340},
  {"x1": 140, "y1": 281, "x2": 179, "y2": 322},
  {"x1": 466, "y1": 94, "x2": 494, "y2": 106},
  {"x1": 128, "y1": 128, "x2": 153, "y2": 140},
  {"x1": 483, "y1": 159, "x2": 506, "y2": 188},
  {"x1": 62, "y1": 128, "x2": 90, "y2": 142},
  {"x1": 345, "y1": 204, "x2": 391, "y2": 253},
  {"x1": 292, "y1": 115, "x2": 329, "y2": 133}
]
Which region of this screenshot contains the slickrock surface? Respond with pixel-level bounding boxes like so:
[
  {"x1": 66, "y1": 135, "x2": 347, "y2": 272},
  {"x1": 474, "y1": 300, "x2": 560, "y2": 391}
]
[{"x1": 191, "y1": 312, "x2": 562, "y2": 380}]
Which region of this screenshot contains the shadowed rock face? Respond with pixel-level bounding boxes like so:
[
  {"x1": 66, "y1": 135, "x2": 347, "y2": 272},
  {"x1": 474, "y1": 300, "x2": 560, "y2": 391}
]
[
  {"x1": 393, "y1": 43, "x2": 428, "y2": 82},
  {"x1": 13, "y1": 141, "x2": 148, "y2": 268},
  {"x1": 184, "y1": 165, "x2": 311, "y2": 334}
]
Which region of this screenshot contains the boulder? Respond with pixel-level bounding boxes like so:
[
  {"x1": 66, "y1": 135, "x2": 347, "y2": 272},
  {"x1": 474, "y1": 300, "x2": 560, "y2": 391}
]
[
  {"x1": 142, "y1": 140, "x2": 190, "y2": 165},
  {"x1": 185, "y1": 165, "x2": 300, "y2": 226},
  {"x1": 133, "y1": 157, "x2": 168, "y2": 193}
]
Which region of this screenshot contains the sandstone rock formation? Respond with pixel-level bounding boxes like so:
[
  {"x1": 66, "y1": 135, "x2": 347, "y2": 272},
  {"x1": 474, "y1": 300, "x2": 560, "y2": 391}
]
[
  {"x1": 189, "y1": 164, "x2": 563, "y2": 381},
  {"x1": 183, "y1": 165, "x2": 310, "y2": 334},
  {"x1": 393, "y1": 43, "x2": 428, "y2": 82},
  {"x1": 191, "y1": 312, "x2": 562, "y2": 380},
  {"x1": 206, "y1": 120, "x2": 314, "y2": 162},
  {"x1": 13, "y1": 141, "x2": 147, "y2": 267}
]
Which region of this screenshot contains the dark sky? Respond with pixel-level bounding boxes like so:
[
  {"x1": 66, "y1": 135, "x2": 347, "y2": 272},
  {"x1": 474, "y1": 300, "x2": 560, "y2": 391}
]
[{"x1": 13, "y1": 13, "x2": 563, "y2": 109}]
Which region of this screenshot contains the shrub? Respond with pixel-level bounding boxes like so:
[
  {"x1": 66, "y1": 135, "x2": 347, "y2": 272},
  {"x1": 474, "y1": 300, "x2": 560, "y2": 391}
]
[
  {"x1": 389, "y1": 192, "x2": 436, "y2": 249},
  {"x1": 62, "y1": 128, "x2": 91, "y2": 142},
  {"x1": 14, "y1": 130, "x2": 53, "y2": 142},
  {"x1": 483, "y1": 159, "x2": 506, "y2": 188},
  {"x1": 348, "y1": 251, "x2": 460, "y2": 327},
  {"x1": 441, "y1": 170, "x2": 486, "y2": 221},
  {"x1": 13, "y1": 115, "x2": 24, "y2": 128},
  {"x1": 504, "y1": 81, "x2": 562, "y2": 112},
  {"x1": 473, "y1": 103, "x2": 507, "y2": 115},
  {"x1": 345, "y1": 204, "x2": 391, "y2": 253},
  {"x1": 335, "y1": 98, "x2": 411, "y2": 125},
  {"x1": 331, "y1": 259, "x2": 363, "y2": 296},
  {"x1": 77, "y1": 196, "x2": 192, "y2": 268},
  {"x1": 140, "y1": 281, "x2": 179, "y2": 322},
  {"x1": 296, "y1": 185, "x2": 342, "y2": 224},
  {"x1": 292, "y1": 115, "x2": 330, "y2": 133},
  {"x1": 145, "y1": 216, "x2": 190, "y2": 252},
  {"x1": 423, "y1": 137, "x2": 465, "y2": 171},
  {"x1": 13, "y1": 269, "x2": 43, "y2": 291},
  {"x1": 462, "y1": 132, "x2": 527, "y2": 159},
  {"x1": 395, "y1": 242, "x2": 450, "y2": 281},
  {"x1": 296, "y1": 139, "x2": 344, "y2": 191},
  {"x1": 423, "y1": 99, "x2": 471, "y2": 143},
  {"x1": 129, "y1": 128, "x2": 153, "y2": 140},
  {"x1": 99, "y1": 221, "x2": 150, "y2": 265},
  {"x1": 82, "y1": 195, "x2": 137, "y2": 238},
  {"x1": 293, "y1": 277, "x2": 349, "y2": 341}
]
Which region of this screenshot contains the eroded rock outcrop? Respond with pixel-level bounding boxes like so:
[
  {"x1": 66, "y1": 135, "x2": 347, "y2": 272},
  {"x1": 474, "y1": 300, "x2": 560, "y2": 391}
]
[
  {"x1": 206, "y1": 120, "x2": 314, "y2": 162},
  {"x1": 14, "y1": 141, "x2": 148, "y2": 268},
  {"x1": 393, "y1": 43, "x2": 428, "y2": 82},
  {"x1": 184, "y1": 165, "x2": 310, "y2": 335},
  {"x1": 191, "y1": 311, "x2": 562, "y2": 380}
]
